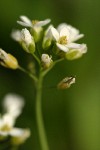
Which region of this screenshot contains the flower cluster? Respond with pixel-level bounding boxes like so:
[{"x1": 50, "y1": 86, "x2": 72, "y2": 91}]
[
  {"x1": 0, "y1": 94, "x2": 30, "y2": 147},
  {"x1": 11, "y1": 16, "x2": 87, "y2": 68},
  {"x1": 0, "y1": 15, "x2": 87, "y2": 72}
]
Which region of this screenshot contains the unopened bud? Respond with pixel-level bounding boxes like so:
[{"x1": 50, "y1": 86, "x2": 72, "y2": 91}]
[
  {"x1": 65, "y1": 44, "x2": 87, "y2": 60},
  {"x1": 57, "y1": 76, "x2": 75, "y2": 90},
  {"x1": 0, "y1": 49, "x2": 19, "y2": 69},
  {"x1": 41, "y1": 54, "x2": 53, "y2": 69},
  {"x1": 21, "y1": 28, "x2": 35, "y2": 53}
]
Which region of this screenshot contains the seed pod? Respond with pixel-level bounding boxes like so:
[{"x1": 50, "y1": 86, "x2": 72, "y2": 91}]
[{"x1": 57, "y1": 76, "x2": 75, "y2": 90}]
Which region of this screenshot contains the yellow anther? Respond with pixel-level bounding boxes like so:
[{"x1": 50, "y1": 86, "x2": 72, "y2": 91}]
[{"x1": 58, "y1": 36, "x2": 67, "y2": 45}]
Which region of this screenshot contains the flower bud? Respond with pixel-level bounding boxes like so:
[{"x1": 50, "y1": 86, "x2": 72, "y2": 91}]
[
  {"x1": 0, "y1": 49, "x2": 19, "y2": 69},
  {"x1": 65, "y1": 44, "x2": 87, "y2": 60},
  {"x1": 42, "y1": 25, "x2": 53, "y2": 49},
  {"x1": 21, "y1": 28, "x2": 35, "y2": 54},
  {"x1": 57, "y1": 76, "x2": 75, "y2": 90},
  {"x1": 41, "y1": 54, "x2": 53, "y2": 69}
]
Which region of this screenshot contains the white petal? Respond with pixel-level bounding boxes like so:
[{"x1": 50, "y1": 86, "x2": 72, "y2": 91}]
[
  {"x1": 56, "y1": 43, "x2": 69, "y2": 52},
  {"x1": 73, "y1": 34, "x2": 84, "y2": 41},
  {"x1": 67, "y1": 43, "x2": 82, "y2": 49},
  {"x1": 2, "y1": 114, "x2": 15, "y2": 127},
  {"x1": 60, "y1": 27, "x2": 70, "y2": 38},
  {"x1": 10, "y1": 128, "x2": 30, "y2": 139},
  {"x1": 44, "y1": 25, "x2": 53, "y2": 38},
  {"x1": 34, "y1": 19, "x2": 51, "y2": 27},
  {"x1": 51, "y1": 27, "x2": 59, "y2": 41},
  {"x1": 3, "y1": 94, "x2": 24, "y2": 118},
  {"x1": 57, "y1": 23, "x2": 68, "y2": 32},
  {"x1": 17, "y1": 21, "x2": 32, "y2": 27},
  {"x1": 20, "y1": 16, "x2": 32, "y2": 26},
  {"x1": 0, "y1": 131, "x2": 9, "y2": 136}
]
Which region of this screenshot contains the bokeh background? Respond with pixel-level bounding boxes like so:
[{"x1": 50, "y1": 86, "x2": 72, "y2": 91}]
[{"x1": 0, "y1": 0, "x2": 100, "y2": 150}]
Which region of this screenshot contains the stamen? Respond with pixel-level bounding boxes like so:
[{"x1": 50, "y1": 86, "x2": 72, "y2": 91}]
[{"x1": 58, "y1": 36, "x2": 67, "y2": 44}]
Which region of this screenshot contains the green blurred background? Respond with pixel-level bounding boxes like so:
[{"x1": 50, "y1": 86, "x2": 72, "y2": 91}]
[{"x1": 0, "y1": 0, "x2": 100, "y2": 150}]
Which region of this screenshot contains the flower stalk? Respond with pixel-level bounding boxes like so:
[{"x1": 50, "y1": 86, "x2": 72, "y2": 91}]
[{"x1": 35, "y1": 72, "x2": 49, "y2": 150}]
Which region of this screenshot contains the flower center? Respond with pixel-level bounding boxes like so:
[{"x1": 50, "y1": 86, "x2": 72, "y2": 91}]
[
  {"x1": 0, "y1": 124, "x2": 11, "y2": 132},
  {"x1": 32, "y1": 20, "x2": 39, "y2": 25},
  {"x1": 58, "y1": 36, "x2": 67, "y2": 45}
]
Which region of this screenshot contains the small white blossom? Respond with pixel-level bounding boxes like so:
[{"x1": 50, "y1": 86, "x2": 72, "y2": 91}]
[
  {"x1": 0, "y1": 94, "x2": 30, "y2": 144},
  {"x1": 51, "y1": 26, "x2": 84, "y2": 52},
  {"x1": 17, "y1": 15, "x2": 51, "y2": 28},
  {"x1": 17, "y1": 16, "x2": 51, "y2": 42},
  {"x1": 49, "y1": 23, "x2": 85, "y2": 51},
  {"x1": 41, "y1": 54, "x2": 53, "y2": 69}
]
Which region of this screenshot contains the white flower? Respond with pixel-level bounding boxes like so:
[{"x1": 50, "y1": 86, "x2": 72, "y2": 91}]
[
  {"x1": 0, "y1": 115, "x2": 30, "y2": 144},
  {"x1": 51, "y1": 26, "x2": 85, "y2": 52},
  {"x1": 3, "y1": 94, "x2": 24, "y2": 118},
  {"x1": 0, "y1": 48, "x2": 19, "y2": 69},
  {"x1": 50, "y1": 26, "x2": 71, "y2": 52},
  {"x1": 41, "y1": 54, "x2": 53, "y2": 69},
  {"x1": 0, "y1": 94, "x2": 30, "y2": 144},
  {"x1": 17, "y1": 16, "x2": 51, "y2": 42},
  {"x1": 17, "y1": 15, "x2": 51, "y2": 28},
  {"x1": 57, "y1": 23, "x2": 84, "y2": 43}
]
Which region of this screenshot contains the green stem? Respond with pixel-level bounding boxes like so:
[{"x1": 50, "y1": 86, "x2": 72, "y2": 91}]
[
  {"x1": 32, "y1": 53, "x2": 40, "y2": 65},
  {"x1": 18, "y1": 66, "x2": 38, "y2": 82},
  {"x1": 36, "y1": 72, "x2": 49, "y2": 150}
]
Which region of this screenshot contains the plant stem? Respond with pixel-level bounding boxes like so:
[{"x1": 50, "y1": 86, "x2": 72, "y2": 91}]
[
  {"x1": 18, "y1": 66, "x2": 38, "y2": 82},
  {"x1": 36, "y1": 72, "x2": 49, "y2": 150}
]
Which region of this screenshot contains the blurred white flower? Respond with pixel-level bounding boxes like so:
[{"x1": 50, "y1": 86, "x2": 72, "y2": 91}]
[
  {"x1": 0, "y1": 94, "x2": 30, "y2": 144},
  {"x1": 17, "y1": 16, "x2": 51, "y2": 42},
  {"x1": 3, "y1": 94, "x2": 24, "y2": 118},
  {"x1": 17, "y1": 15, "x2": 51, "y2": 28}
]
